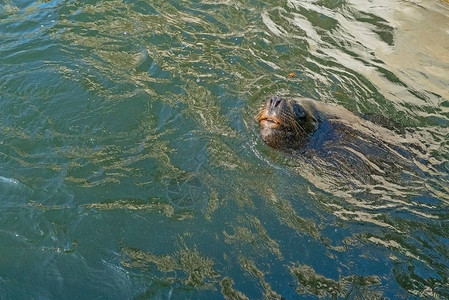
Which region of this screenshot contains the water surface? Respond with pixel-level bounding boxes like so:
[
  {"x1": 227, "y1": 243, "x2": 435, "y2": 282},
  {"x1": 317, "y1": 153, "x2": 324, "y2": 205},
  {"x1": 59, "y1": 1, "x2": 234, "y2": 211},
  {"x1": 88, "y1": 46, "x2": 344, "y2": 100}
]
[{"x1": 0, "y1": 0, "x2": 448, "y2": 298}]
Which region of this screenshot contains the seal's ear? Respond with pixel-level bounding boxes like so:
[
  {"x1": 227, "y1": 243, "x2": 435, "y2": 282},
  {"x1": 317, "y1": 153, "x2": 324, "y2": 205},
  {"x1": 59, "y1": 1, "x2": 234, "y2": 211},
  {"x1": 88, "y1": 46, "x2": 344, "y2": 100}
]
[{"x1": 292, "y1": 103, "x2": 306, "y2": 119}]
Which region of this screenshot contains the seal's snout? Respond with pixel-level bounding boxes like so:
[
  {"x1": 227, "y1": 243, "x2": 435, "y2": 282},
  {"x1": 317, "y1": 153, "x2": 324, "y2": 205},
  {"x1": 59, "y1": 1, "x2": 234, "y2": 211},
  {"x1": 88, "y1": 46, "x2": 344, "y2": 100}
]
[
  {"x1": 269, "y1": 96, "x2": 283, "y2": 110},
  {"x1": 257, "y1": 96, "x2": 286, "y2": 130},
  {"x1": 266, "y1": 96, "x2": 287, "y2": 115}
]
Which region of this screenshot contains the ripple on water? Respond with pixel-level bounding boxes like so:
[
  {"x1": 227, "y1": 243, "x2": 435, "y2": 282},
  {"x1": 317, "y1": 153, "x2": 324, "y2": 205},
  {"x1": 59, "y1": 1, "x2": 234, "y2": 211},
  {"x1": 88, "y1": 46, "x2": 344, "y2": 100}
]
[{"x1": 0, "y1": 0, "x2": 448, "y2": 299}]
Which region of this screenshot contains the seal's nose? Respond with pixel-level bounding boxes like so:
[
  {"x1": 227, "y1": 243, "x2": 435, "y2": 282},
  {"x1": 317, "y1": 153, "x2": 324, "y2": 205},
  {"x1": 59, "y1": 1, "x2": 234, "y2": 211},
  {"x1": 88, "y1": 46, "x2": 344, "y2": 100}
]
[{"x1": 269, "y1": 96, "x2": 283, "y2": 110}]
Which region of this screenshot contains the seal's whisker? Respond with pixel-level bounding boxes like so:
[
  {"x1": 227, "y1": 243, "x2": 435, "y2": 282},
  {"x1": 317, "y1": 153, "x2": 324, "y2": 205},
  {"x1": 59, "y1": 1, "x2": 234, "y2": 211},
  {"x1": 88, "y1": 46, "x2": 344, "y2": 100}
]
[
  {"x1": 278, "y1": 109, "x2": 307, "y2": 136},
  {"x1": 291, "y1": 120, "x2": 307, "y2": 135},
  {"x1": 254, "y1": 104, "x2": 268, "y2": 121}
]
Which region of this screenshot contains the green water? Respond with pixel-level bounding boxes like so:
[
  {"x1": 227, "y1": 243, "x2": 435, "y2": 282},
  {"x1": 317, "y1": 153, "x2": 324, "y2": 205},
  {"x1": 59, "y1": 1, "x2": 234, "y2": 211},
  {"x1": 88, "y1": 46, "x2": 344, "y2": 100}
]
[{"x1": 1, "y1": 0, "x2": 448, "y2": 299}]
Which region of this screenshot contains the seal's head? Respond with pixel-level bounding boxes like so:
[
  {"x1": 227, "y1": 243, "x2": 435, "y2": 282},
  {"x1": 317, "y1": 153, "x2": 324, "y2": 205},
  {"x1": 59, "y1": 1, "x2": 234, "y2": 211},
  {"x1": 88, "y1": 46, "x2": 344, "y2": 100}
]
[{"x1": 256, "y1": 96, "x2": 318, "y2": 149}]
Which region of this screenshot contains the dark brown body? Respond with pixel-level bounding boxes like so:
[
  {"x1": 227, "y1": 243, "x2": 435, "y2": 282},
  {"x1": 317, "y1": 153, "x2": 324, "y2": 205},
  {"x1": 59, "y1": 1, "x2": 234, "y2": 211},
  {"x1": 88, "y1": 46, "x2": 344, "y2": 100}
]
[{"x1": 256, "y1": 96, "x2": 423, "y2": 196}]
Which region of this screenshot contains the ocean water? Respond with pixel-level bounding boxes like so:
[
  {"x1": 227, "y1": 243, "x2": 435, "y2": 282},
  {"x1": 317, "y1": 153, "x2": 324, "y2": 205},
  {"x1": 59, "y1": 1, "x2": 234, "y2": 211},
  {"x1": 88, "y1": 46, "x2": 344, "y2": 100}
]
[{"x1": 0, "y1": 0, "x2": 448, "y2": 299}]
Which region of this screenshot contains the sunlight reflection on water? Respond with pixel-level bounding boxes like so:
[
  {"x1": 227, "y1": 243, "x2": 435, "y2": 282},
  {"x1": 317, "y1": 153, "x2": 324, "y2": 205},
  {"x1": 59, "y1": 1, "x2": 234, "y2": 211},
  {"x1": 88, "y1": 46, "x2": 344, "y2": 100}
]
[{"x1": 0, "y1": 0, "x2": 448, "y2": 299}]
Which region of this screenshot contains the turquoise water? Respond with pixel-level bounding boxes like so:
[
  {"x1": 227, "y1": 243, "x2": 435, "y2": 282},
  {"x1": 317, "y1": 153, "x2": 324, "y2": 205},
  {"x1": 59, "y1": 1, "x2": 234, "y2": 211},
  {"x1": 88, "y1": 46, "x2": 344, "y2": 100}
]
[{"x1": 1, "y1": 0, "x2": 449, "y2": 298}]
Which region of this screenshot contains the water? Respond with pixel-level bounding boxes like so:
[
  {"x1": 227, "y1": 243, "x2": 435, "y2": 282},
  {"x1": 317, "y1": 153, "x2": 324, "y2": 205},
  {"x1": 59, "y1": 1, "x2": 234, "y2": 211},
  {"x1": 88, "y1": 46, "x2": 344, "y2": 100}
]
[{"x1": 0, "y1": 0, "x2": 448, "y2": 298}]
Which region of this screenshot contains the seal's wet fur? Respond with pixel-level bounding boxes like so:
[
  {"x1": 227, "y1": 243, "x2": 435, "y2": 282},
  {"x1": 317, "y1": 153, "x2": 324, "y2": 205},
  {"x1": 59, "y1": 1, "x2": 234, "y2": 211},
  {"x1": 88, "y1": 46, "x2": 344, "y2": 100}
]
[{"x1": 256, "y1": 96, "x2": 319, "y2": 150}]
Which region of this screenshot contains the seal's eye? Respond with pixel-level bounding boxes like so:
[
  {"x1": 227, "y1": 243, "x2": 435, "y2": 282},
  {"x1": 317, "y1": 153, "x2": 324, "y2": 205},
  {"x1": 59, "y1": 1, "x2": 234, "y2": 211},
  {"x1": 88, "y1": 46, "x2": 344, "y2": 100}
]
[{"x1": 292, "y1": 103, "x2": 306, "y2": 119}]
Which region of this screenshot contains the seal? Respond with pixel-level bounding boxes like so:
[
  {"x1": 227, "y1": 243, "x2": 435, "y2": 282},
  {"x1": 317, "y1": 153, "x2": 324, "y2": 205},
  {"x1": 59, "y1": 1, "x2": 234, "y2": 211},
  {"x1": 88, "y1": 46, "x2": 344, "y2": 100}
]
[
  {"x1": 255, "y1": 96, "x2": 421, "y2": 184},
  {"x1": 255, "y1": 96, "x2": 442, "y2": 243},
  {"x1": 256, "y1": 96, "x2": 319, "y2": 150},
  {"x1": 256, "y1": 96, "x2": 399, "y2": 151}
]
